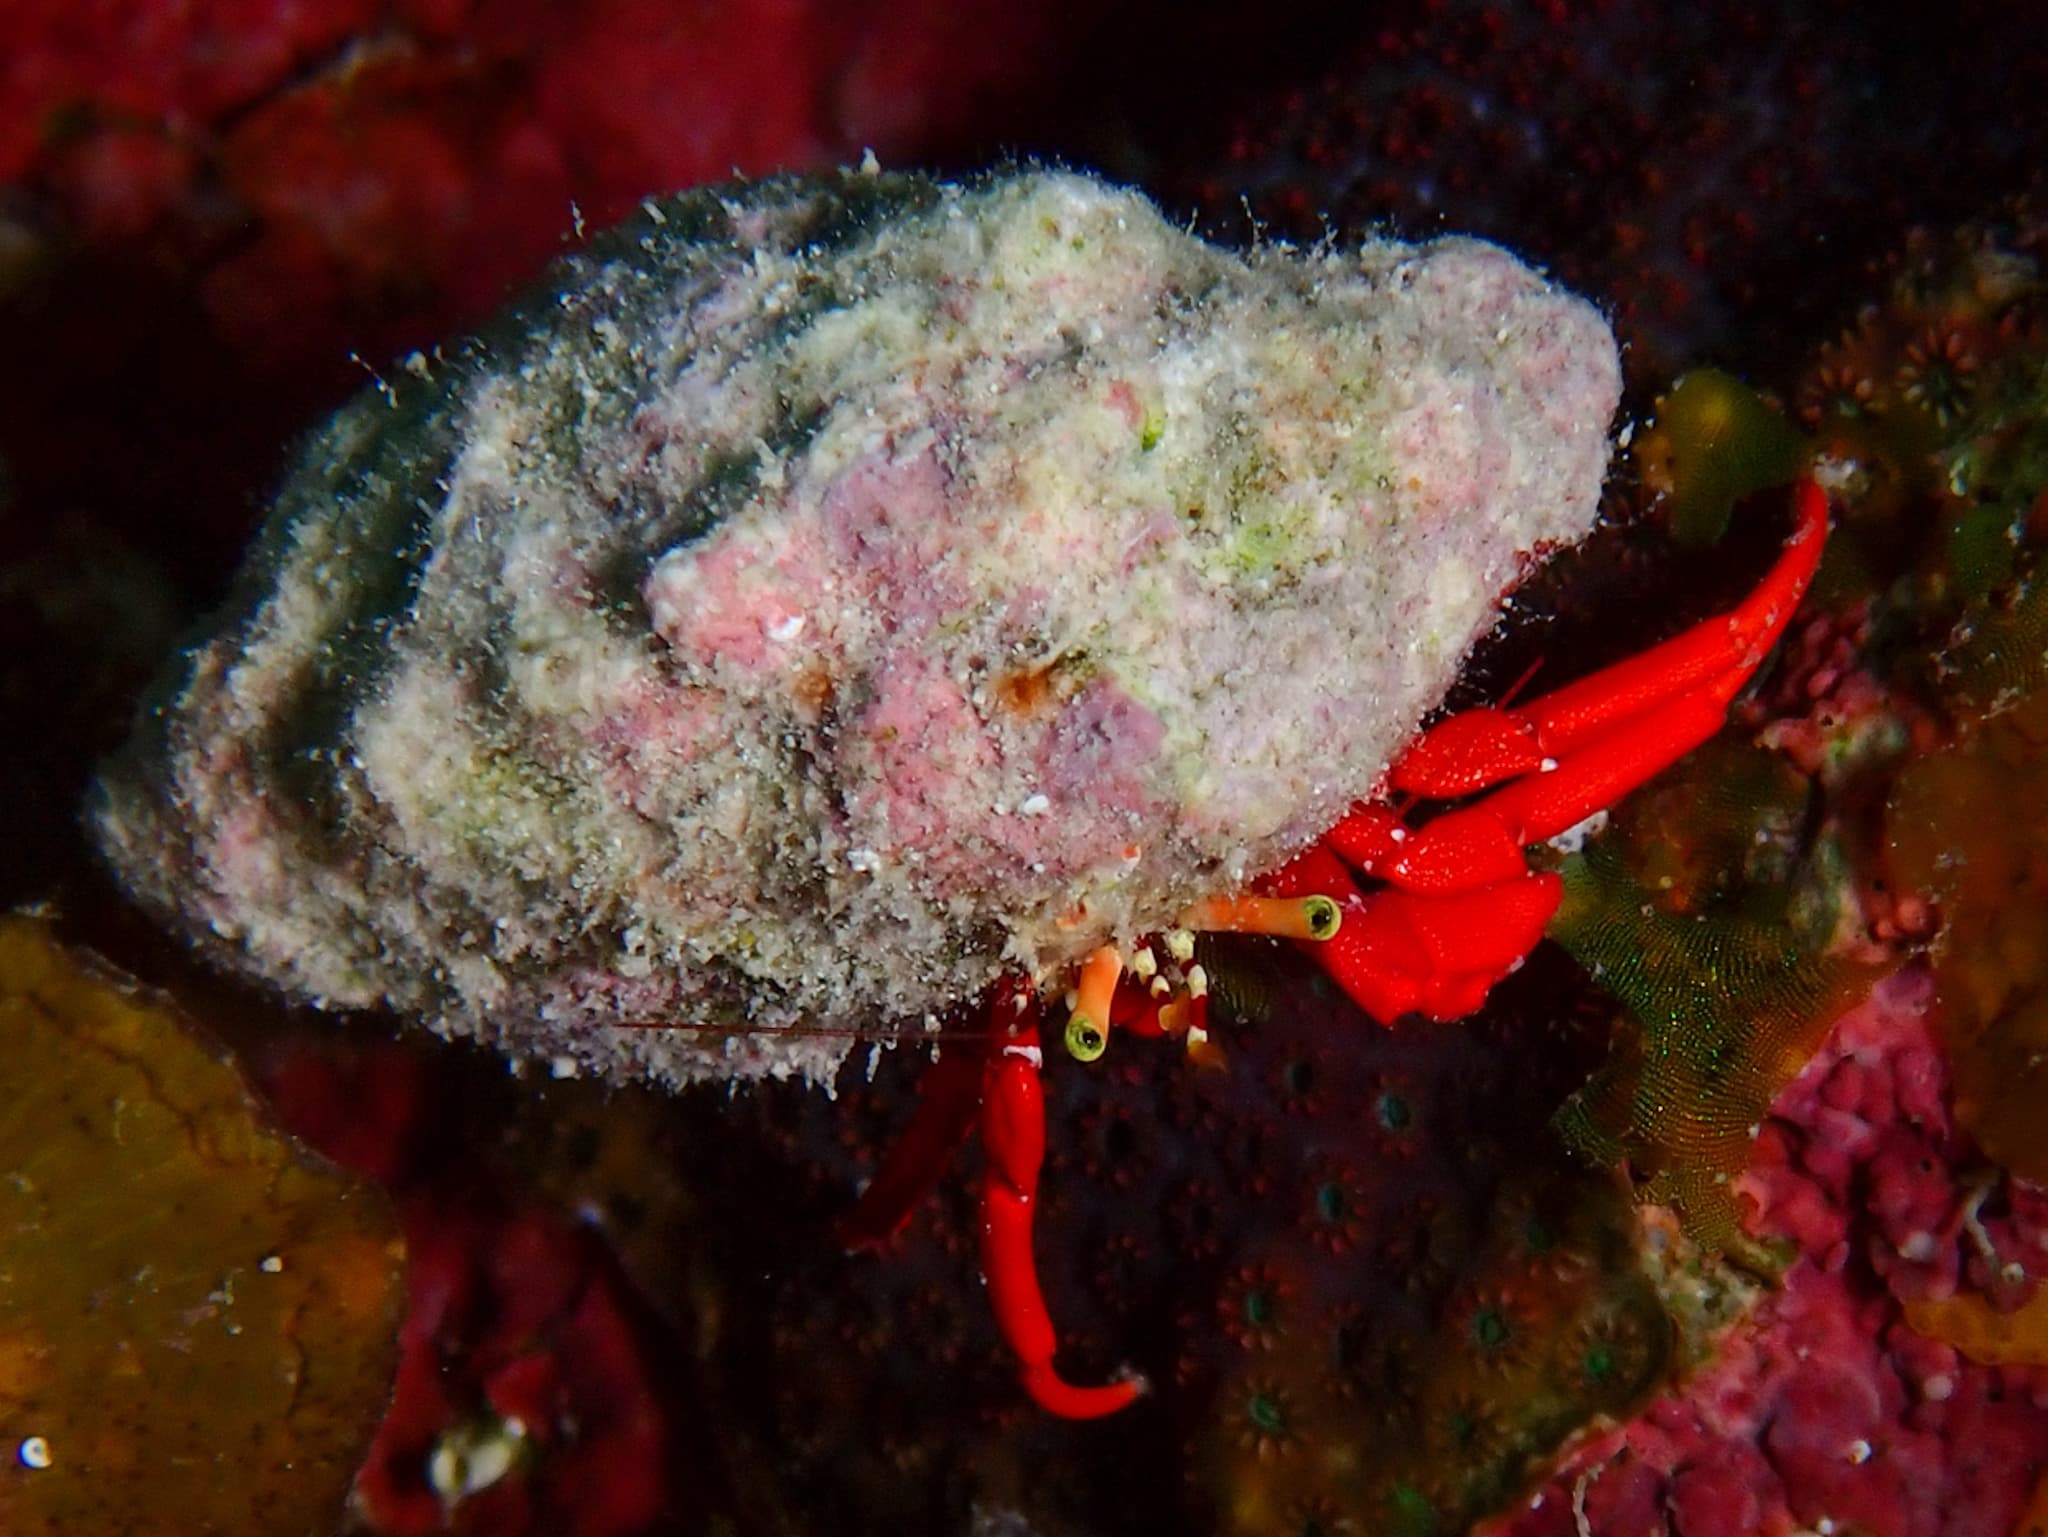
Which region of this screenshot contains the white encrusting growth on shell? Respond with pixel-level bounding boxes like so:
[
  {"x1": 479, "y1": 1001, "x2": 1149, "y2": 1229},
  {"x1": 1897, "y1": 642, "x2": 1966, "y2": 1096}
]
[{"x1": 93, "y1": 165, "x2": 1620, "y2": 1088}]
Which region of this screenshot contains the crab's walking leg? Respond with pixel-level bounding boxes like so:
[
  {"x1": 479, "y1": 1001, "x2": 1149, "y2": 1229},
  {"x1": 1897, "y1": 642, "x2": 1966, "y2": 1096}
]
[
  {"x1": 979, "y1": 1005, "x2": 1148, "y2": 1419},
  {"x1": 840, "y1": 1034, "x2": 991, "y2": 1249},
  {"x1": 1333, "y1": 480, "x2": 1830, "y2": 891},
  {"x1": 1389, "y1": 478, "x2": 1830, "y2": 802},
  {"x1": 840, "y1": 972, "x2": 1043, "y2": 1247}
]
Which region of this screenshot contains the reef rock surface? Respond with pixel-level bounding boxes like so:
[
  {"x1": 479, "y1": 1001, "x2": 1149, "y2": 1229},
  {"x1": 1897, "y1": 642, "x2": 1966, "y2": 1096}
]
[{"x1": 95, "y1": 166, "x2": 1619, "y2": 1086}]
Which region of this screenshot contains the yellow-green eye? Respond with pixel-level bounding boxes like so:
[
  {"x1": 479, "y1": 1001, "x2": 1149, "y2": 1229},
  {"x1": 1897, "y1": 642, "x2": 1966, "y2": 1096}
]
[
  {"x1": 1064, "y1": 1015, "x2": 1108, "y2": 1062},
  {"x1": 1300, "y1": 894, "x2": 1342, "y2": 941}
]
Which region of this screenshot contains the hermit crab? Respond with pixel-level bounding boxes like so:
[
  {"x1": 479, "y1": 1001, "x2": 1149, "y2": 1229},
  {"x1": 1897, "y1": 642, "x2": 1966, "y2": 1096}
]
[{"x1": 90, "y1": 164, "x2": 1825, "y2": 1420}]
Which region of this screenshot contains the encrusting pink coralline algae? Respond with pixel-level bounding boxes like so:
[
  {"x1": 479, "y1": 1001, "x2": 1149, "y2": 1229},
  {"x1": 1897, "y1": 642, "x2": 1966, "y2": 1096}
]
[{"x1": 93, "y1": 164, "x2": 1620, "y2": 1087}]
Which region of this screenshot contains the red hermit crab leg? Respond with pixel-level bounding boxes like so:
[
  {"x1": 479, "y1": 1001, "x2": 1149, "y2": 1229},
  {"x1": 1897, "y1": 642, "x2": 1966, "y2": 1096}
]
[
  {"x1": 841, "y1": 971, "x2": 1145, "y2": 1416},
  {"x1": 1366, "y1": 478, "x2": 1827, "y2": 874},
  {"x1": 979, "y1": 985, "x2": 1148, "y2": 1419},
  {"x1": 1385, "y1": 477, "x2": 1830, "y2": 806},
  {"x1": 839, "y1": 1026, "x2": 995, "y2": 1249}
]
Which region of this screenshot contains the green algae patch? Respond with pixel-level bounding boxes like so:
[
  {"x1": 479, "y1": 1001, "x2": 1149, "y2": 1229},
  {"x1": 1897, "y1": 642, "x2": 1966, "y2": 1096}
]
[
  {"x1": 1888, "y1": 682, "x2": 2048, "y2": 1184},
  {"x1": 1634, "y1": 368, "x2": 1804, "y2": 546},
  {"x1": 1550, "y1": 742, "x2": 1890, "y2": 1258},
  {"x1": 0, "y1": 917, "x2": 405, "y2": 1536}
]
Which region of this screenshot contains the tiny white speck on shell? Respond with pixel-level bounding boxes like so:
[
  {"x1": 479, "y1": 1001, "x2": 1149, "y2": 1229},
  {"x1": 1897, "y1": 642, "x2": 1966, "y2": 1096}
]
[{"x1": 92, "y1": 165, "x2": 1619, "y2": 1092}]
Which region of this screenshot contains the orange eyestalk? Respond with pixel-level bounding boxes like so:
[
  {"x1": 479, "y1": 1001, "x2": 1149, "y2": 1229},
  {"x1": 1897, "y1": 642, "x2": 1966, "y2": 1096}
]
[
  {"x1": 1064, "y1": 945, "x2": 1123, "y2": 1062},
  {"x1": 1178, "y1": 892, "x2": 1343, "y2": 942}
]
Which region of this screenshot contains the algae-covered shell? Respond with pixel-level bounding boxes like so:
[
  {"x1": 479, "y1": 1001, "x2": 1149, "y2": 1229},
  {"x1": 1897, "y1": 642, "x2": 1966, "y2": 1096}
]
[{"x1": 93, "y1": 165, "x2": 1620, "y2": 1088}]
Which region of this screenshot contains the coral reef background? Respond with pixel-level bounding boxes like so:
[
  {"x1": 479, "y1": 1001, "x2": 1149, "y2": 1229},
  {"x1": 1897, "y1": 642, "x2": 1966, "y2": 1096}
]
[{"x1": 5, "y1": 2, "x2": 2048, "y2": 1534}]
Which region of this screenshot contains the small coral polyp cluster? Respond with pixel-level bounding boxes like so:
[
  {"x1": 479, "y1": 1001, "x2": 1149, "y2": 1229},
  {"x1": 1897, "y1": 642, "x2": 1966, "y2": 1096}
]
[
  {"x1": 1532, "y1": 199, "x2": 2048, "y2": 1270},
  {"x1": 91, "y1": 166, "x2": 1618, "y2": 1089},
  {"x1": 1194, "y1": 0, "x2": 2040, "y2": 390},
  {"x1": 1177, "y1": 964, "x2": 1678, "y2": 1536},
  {"x1": 681, "y1": 945, "x2": 1684, "y2": 1537},
  {"x1": 1795, "y1": 195, "x2": 2048, "y2": 1193},
  {"x1": 1499, "y1": 198, "x2": 2048, "y2": 1537}
]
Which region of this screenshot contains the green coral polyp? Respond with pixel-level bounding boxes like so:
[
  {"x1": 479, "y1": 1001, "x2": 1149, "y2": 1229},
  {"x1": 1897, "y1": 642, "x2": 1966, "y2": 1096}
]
[
  {"x1": 1374, "y1": 1091, "x2": 1413, "y2": 1132},
  {"x1": 1470, "y1": 1309, "x2": 1511, "y2": 1352}
]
